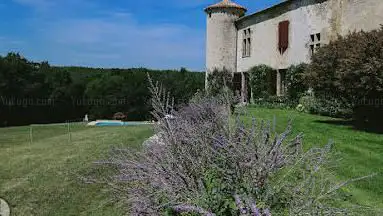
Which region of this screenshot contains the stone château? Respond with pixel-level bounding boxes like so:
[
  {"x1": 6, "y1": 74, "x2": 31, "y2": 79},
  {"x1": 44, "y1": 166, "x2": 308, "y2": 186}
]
[{"x1": 204, "y1": 0, "x2": 383, "y2": 102}]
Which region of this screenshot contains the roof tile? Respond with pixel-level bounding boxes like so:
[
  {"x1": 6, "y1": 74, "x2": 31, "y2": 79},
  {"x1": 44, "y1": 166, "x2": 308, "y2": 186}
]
[{"x1": 205, "y1": 0, "x2": 247, "y2": 12}]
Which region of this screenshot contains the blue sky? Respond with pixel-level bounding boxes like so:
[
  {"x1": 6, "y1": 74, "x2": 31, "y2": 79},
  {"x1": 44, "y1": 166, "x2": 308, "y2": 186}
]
[{"x1": 0, "y1": 0, "x2": 282, "y2": 71}]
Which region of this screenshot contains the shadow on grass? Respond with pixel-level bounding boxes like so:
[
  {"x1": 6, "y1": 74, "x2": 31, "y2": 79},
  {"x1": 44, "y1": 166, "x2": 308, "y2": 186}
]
[{"x1": 315, "y1": 119, "x2": 383, "y2": 135}]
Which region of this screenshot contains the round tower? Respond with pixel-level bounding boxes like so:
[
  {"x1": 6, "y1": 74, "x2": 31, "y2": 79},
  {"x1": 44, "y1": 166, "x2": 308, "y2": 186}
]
[{"x1": 205, "y1": 0, "x2": 246, "y2": 75}]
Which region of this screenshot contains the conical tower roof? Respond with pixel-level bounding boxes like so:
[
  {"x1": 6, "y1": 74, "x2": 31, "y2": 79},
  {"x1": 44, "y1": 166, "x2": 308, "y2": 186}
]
[{"x1": 205, "y1": 0, "x2": 247, "y2": 13}]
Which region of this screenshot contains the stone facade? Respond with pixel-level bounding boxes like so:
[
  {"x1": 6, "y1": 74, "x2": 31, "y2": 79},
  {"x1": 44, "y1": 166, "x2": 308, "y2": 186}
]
[
  {"x1": 206, "y1": 9, "x2": 241, "y2": 74},
  {"x1": 205, "y1": 0, "x2": 383, "y2": 100}
]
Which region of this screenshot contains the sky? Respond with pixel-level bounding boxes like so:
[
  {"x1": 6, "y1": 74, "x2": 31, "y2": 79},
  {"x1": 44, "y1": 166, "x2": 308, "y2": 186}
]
[{"x1": 0, "y1": 0, "x2": 282, "y2": 71}]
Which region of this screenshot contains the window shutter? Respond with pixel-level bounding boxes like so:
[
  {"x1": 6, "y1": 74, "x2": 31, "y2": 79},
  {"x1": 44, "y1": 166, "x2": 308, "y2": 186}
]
[{"x1": 278, "y1": 20, "x2": 289, "y2": 54}]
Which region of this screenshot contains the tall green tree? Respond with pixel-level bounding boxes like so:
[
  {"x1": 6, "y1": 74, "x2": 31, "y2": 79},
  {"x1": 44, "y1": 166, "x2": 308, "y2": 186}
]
[{"x1": 305, "y1": 27, "x2": 383, "y2": 126}]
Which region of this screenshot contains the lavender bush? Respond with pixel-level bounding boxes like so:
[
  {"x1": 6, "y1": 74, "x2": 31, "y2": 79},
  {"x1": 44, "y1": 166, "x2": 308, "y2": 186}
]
[{"x1": 95, "y1": 77, "x2": 374, "y2": 215}]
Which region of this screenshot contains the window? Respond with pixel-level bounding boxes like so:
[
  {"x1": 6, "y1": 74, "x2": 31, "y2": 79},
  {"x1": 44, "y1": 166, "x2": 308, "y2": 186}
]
[
  {"x1": 278, "y1": 20, "x2": 289, "y2": 54},
  {"x1": 310, "y1": 34, "x2": 315, "y2": 42},
  {"x1": 242, "y1": 39, "x2": 247, "y2": 57},
  {"x1": 247, "y1": 38, "x2": 251, "y2": 55},
  {"x1": 242, "y1": 28, "x2": 251, "y2": 57},
  {"x1": 310, "y1": 33, "x2": 321, "y2": 55}
]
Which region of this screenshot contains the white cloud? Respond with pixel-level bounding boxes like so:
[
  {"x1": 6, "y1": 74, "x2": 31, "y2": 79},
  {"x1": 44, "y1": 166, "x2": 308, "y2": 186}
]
[
  {"x1": 8, "y1": 0, "x2": 206, "y2": 70},
  {"x1": 12, "y1": 0, "x2": 96, "y2": 13},
  {"x1": 0, "y1": 36, "x2": 24, "y2": 45},
  {"x1": 34, "y1": 12, "x2": 205, "y2": 70},
  {"x1": 12, "y1": 0, "x2": 54, "y2": 10},
  {"x1": 158, "y1": 0, "x2": 207, "y2": 8}
]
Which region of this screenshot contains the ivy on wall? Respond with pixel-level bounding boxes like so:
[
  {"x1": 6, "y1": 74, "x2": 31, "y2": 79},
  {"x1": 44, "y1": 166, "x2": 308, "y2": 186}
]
[{"x1": 248, "y1": 64, "x2": 276, "y2": 100}]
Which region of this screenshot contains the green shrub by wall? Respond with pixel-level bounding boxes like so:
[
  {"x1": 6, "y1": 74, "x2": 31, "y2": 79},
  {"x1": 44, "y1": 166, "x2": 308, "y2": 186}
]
[
  {"x1": 248, "y1": 65, "x2": 276, "y2": 100},
  {"x1": 305, "y1": 27, "x2": 383, "y2": 124},
  {"x1": 285, "y1": 63, "x2": 309, "y2": 104},
  {"x1": 248, "y1": 64, "x2": 308, "y2": 108},
  {"x1": 297, "y1": 94, "x2": 353, "y2": 118}
]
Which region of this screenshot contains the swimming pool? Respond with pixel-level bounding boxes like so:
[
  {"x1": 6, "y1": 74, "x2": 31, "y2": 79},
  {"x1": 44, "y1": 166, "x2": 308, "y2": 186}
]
[{"x1": 89, "y1": 121, "x2": 151, "y2": 126}]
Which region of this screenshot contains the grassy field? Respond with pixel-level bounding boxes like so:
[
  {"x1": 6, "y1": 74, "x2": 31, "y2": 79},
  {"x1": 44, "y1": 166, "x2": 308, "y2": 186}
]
[
  {"x1": 243, "y1": 107, "x2": 383, "y2": 212},
  {"x1": 0, "y1": 123, "x2": 153, "y2": 216},
  {"x1": 0, "y1": 108, "x2": 382, "y2": 215}
]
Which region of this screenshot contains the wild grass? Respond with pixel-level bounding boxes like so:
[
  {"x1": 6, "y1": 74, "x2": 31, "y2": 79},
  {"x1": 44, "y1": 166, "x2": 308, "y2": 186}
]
[
  {"x1": 0, "y1": 123, "x2": 152, "y2": 216},
  {"x1": 242, "y1": 107, "x2": 383, "y2": 212},
  {"x1": 0, "y1": 107, "x2": 381, "y2": 215}
]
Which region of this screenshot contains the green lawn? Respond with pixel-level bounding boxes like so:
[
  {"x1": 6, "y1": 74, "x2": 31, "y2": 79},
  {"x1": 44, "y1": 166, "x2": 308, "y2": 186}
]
[
  {"x1": 1, "y1": 108, "x2": 382, "y2": 215},
  {"x1": 0, "y1": 123, "x2": 153, "y2": 216},
  {"x1": 244, "y1": 107, "x2": 383, "y2": 212}
]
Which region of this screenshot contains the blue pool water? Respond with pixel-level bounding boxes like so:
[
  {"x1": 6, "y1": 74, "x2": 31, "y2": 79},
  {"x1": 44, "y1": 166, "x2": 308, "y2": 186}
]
[{"x1": 95, "y1": 121, "x2": 147, "y2": 126}]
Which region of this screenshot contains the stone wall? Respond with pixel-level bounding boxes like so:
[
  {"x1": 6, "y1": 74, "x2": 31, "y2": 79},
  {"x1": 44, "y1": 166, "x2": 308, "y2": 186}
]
[
  {"x1": 235, "y1": 0, "x2": 383, "y2": 73},
  {"x1": 340, "y1": 0, "x2": 383, "y2": 35},
  {"x1": 235, "y1": 0, "x2": 332, "y2": 72}
]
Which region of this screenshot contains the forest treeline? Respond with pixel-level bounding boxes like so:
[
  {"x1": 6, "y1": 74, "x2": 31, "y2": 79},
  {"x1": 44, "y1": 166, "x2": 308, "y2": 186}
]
[{"x1": 0, "y1": 53, "x2": 205, "y2": 127}]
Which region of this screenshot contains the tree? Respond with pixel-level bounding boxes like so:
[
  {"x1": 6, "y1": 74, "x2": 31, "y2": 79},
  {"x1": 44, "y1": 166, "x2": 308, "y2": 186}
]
[
  {"x1": 248, "y1": 65, "x2": 276, "y2": 100},
  {"x1": 285, "y1": 63, "x2": 309, "y2": 102},
  {"x1": 206, "y1": 68, "x2": 233, "y2": 97},
  {"x1": 305, "y1": 27, "x2": 383, "y2": 126},
  {"x1": 0, "y1": 52, "x2": 205, "y2": 126}
]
